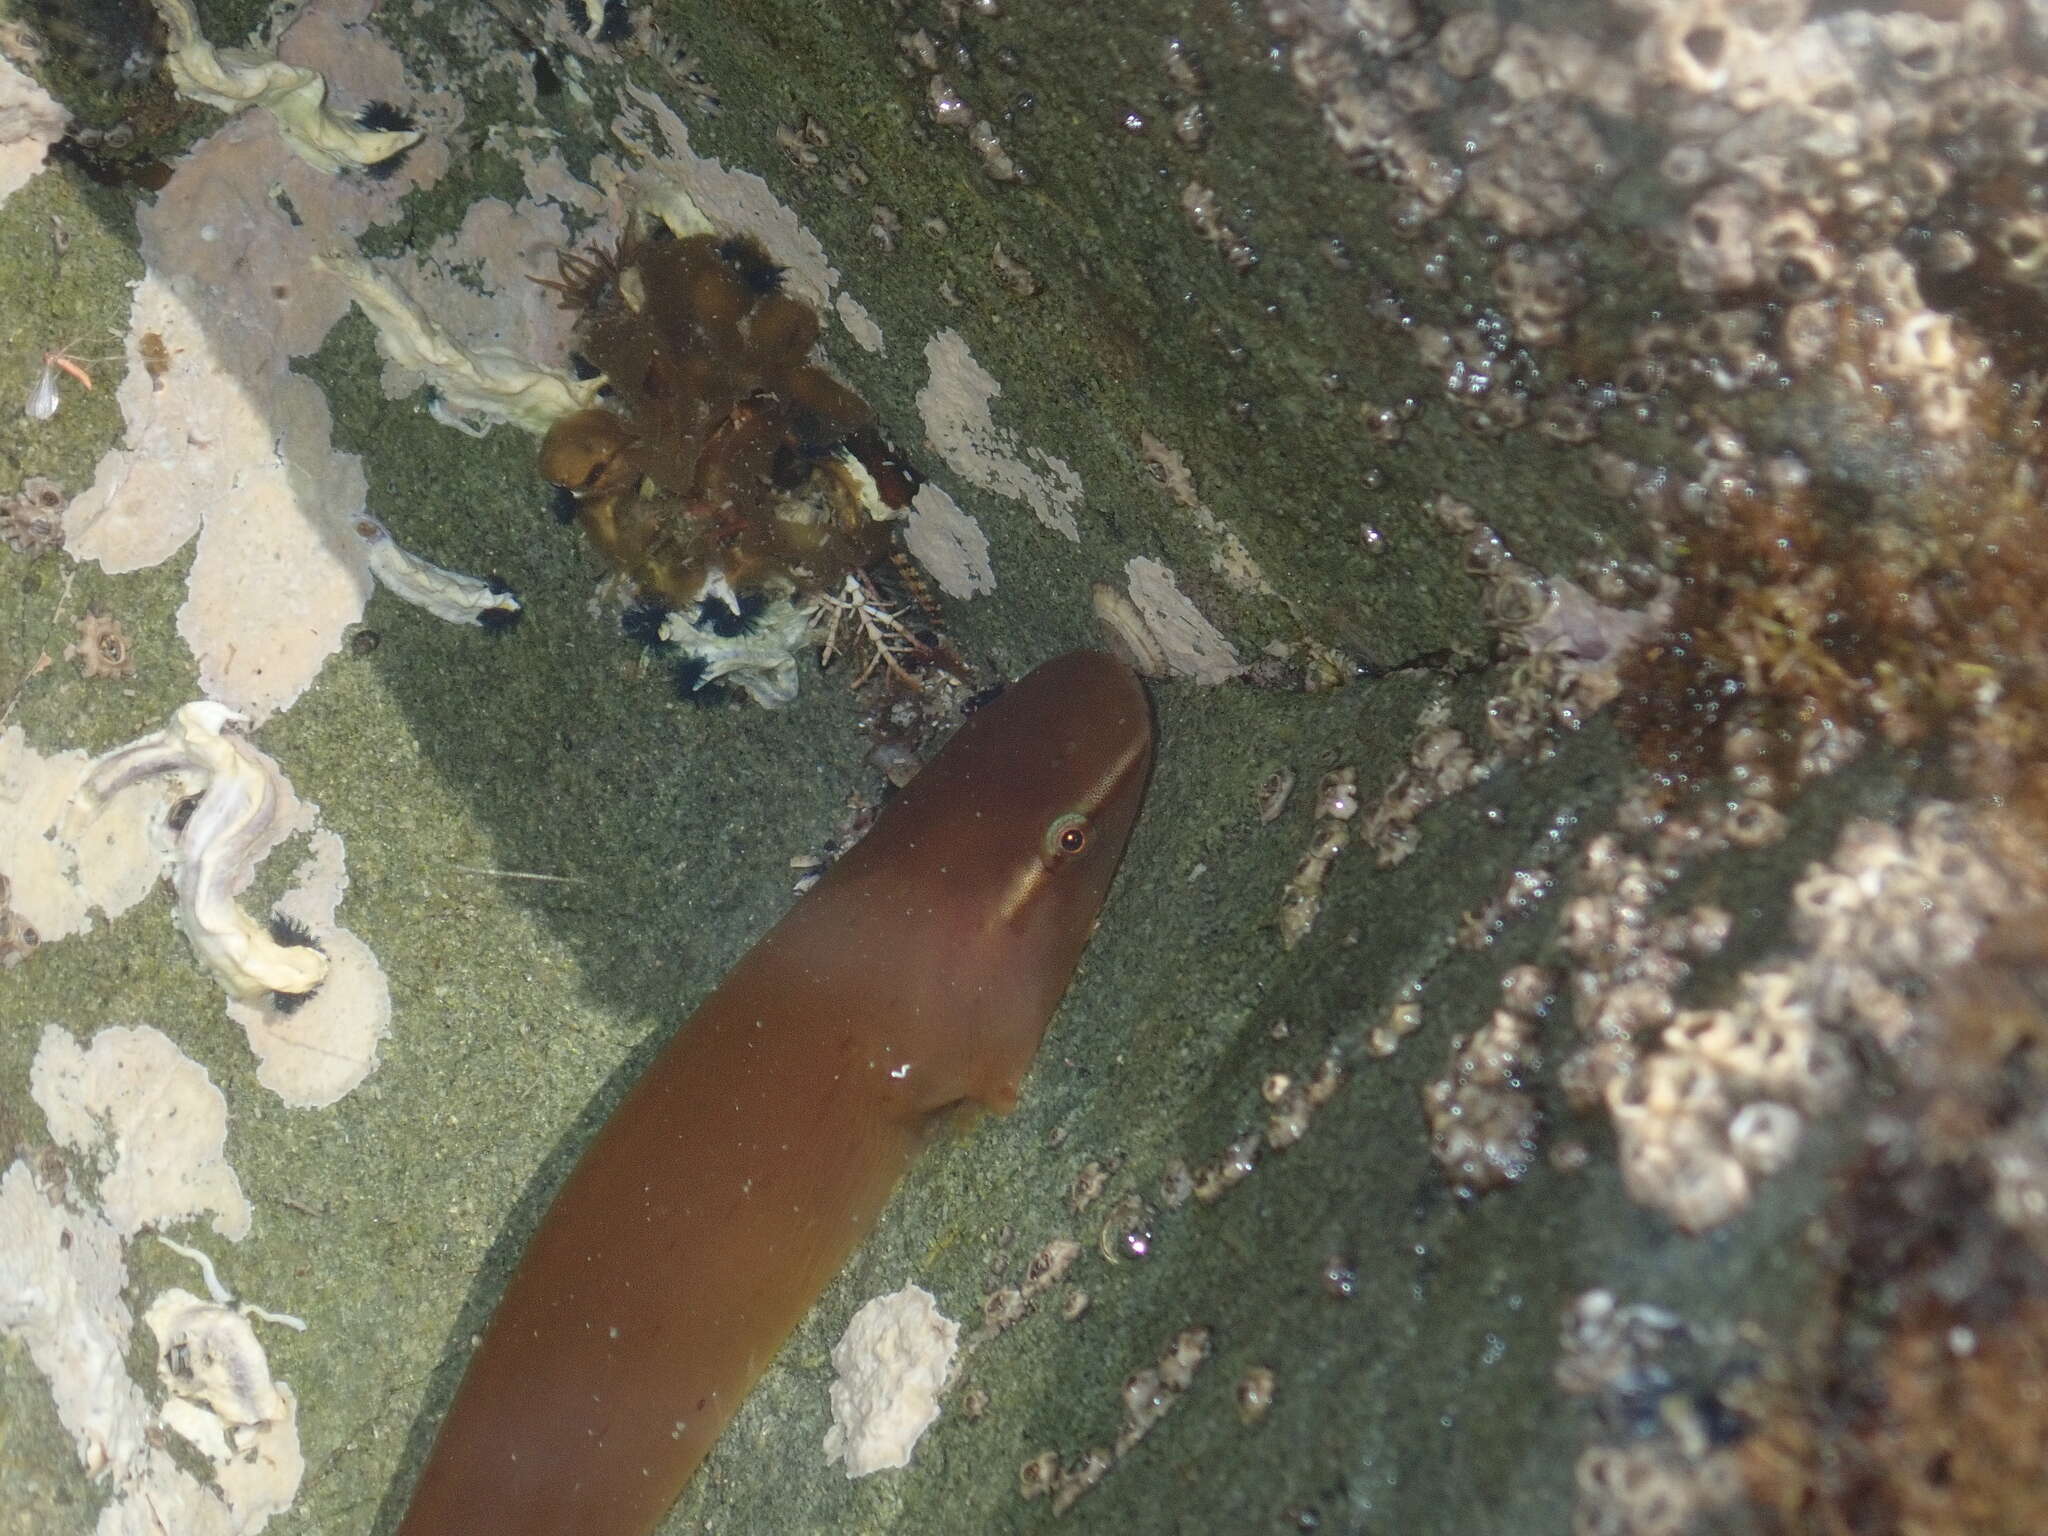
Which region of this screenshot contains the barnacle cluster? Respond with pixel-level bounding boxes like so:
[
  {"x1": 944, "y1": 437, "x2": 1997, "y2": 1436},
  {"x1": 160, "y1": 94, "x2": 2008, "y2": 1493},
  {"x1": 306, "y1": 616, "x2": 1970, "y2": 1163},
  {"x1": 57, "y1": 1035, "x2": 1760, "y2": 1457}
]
[
  {"x1": 0, "y1": 475, "x2": 67, "y2": 557},
  {"x1": 1550, "y1": 799, "x2": 2031, "y2": 1235},
  {"x1": 536, "y1": 223, "x2": 921, "y2": 703},
  {"x1": 976, "y1": 1233, "x2": 1087, "y2": 1346},
  {"x1": 1248, "y1": 0, "x2": 2048, "y2": 849},
  {"x1": 1277, "y1": 766, "x2": 1358, "y2": 948},
  {"x1": 1188, "y1": 1130, "x2": 1263, "y2": 1206},
  {"x1": 1551, "y1": 817, "x2": 1780, "y2": 1233},
  {"x1": 1555, "y1": 1290, "x2": 1757, "y2": 1536},
  {"x1": 1245, "y1": 0, "x2": 2048, "y2": 1297},
  {"x1": 900, "y1": 25, "x2": 1027, "y2": 184},
  {"x1": 1019, "y1": 1325, "x2": 1212, "y2": 1515},
  {"x1": 1422, "y1": 973, "x2": 1546, "y2": 1196},
  {"x1": 1360, "y1": 697, "x2": 1482, "y2": 868},
  {"x1": 1261, "y1": 1055, "x2": 1342, "y2": 1151}
]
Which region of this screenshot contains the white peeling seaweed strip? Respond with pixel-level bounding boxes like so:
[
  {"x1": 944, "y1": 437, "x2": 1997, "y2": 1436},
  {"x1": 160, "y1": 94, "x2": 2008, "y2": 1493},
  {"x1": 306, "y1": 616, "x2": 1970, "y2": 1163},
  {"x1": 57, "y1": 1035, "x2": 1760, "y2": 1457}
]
[
  {"x1": 151, "y1": 0, "x2": 421, "y2": 175},
  {"x1": 62, "y1": 703, "x2": 328, "y2": 1007}
]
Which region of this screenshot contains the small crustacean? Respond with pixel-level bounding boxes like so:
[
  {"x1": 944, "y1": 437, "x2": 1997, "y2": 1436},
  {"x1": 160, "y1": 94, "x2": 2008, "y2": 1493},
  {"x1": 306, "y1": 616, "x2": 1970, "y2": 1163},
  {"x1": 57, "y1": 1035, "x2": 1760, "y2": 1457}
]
[
  {"x1": 25, "y1": 342, "x2": 107, "y2": 421},
  {"x1": 139, "y1": 330, "x2": 178, "y2": 391}
]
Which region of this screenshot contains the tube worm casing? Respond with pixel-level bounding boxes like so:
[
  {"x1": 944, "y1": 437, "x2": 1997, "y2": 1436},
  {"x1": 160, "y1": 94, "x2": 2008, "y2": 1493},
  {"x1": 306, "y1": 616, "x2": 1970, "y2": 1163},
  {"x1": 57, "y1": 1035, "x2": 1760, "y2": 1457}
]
[{"x1": 398, "y1": 651, "x2": 1153, "y2": 1535}]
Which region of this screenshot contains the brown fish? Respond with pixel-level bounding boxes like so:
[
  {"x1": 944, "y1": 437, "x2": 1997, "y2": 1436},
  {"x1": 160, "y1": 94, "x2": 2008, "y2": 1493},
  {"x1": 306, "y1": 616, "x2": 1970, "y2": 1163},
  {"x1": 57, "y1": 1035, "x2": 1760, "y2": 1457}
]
[{"x1": 398, "y1": 650, "x2": 1154, "y2": 1534}]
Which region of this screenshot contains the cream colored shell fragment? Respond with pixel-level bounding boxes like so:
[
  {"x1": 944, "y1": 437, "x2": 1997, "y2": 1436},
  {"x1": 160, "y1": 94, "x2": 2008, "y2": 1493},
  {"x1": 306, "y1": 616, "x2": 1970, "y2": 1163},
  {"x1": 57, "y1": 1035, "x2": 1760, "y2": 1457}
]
[
  {"x1": 1094, "y1": 558, "x2": 1243, "y2": 684},
  {"x1": 0, "y1": 52, "x2": 67, "y2": 206},
  {"x1": 659, "y1": 574, "x2": 815, "y2": 708},
  {"x1": 0, "y1": 1164, "x2": 243, "y2": 1534},
  {"x1": 317, "y1": 251, "x2": 599, "y2": 433},
  {"x1": 65, "y1": 702, "x2": 329, "y2": 1004},
  {"x1": 30, "y1": 1024, "x2": 252, "y2": 1241},
  {"x1": 823, "y1": 1284, "x2": 961, "y2": 1478},
  {"x1": 151, "y1": 0, "x2": 421, "y2": 174},
  {"x1": 146, "y1": 1287, "x2": 305, "y2": 1532},
  {"x1": 917, "y1": 330, "x2": 1085, "y2": 542},
  {"x1": 0, "y1": 726, "x2": 163, "y2": 946}
]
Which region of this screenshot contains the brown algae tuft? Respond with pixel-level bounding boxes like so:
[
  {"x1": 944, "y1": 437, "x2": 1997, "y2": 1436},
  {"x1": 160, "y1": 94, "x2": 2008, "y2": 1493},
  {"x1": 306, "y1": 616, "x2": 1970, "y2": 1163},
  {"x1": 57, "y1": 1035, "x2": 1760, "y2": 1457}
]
[{"x1": 537, "y1": 225, "x2": 916, "y2": 616}]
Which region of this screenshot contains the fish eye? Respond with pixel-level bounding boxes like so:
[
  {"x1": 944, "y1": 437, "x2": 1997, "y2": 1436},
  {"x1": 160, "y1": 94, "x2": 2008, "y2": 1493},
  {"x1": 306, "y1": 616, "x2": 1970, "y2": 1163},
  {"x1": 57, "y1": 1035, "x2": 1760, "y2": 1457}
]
[{"x1": 1045, "y1": 812, "x2": 1091, "y2": 861}]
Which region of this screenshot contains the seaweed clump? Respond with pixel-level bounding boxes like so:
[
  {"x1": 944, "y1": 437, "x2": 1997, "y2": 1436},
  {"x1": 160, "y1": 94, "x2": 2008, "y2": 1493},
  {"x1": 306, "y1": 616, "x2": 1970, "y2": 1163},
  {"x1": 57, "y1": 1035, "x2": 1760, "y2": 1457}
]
[
  {"x1": 1735, "y1": 912, "x2": 2048, "y2": 1535},
  {"x1": 536, "y1": 227, "x2": 915, "y2": 614},
  {"x1": 1617, "y1": 365, "x2": 2048, "y2": 851}
]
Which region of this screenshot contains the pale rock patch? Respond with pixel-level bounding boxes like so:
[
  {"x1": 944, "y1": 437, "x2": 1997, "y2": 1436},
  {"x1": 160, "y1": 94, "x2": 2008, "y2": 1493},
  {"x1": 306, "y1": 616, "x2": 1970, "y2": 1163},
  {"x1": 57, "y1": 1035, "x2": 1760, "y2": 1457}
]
[
  {"x1": 1122, "y1": 557, "x2": 1243, "y2": 684},
  {"x1": 918, "y1": 330, "x2": 1084, "y2": 543},
  {"x1": 0, "y1": 727, "x2": 162, "y2": 945},
  {"x1": 29, "y1": 1024, "x2": 252, "y2": 1241},
  {"x1": 823, "y1": 1284, "x2": 961, "y2": 1478},
  {"x1": 904, "y1": 481, "x2": 997, "y2": 600},
  {"x1": 0, "y1": 52, "x2": 65, "y2": 205}
]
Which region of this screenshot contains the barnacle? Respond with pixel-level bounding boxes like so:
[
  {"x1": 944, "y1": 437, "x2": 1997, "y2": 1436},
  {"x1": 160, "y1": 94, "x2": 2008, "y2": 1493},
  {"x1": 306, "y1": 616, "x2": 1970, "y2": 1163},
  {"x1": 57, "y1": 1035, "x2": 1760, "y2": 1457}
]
[
  {"x1": 1424, "y1": 1007, "x2": 1542, "y2": 1196},
  {"x1": 64, "y1": 610, "x2": 135, "y2": 680},
  {"x1": 0, "y1": 475, "x2": 68, "y2": 556},
  {"x1": 537, "y1": 227, "x2": 914, "y2": 616}
]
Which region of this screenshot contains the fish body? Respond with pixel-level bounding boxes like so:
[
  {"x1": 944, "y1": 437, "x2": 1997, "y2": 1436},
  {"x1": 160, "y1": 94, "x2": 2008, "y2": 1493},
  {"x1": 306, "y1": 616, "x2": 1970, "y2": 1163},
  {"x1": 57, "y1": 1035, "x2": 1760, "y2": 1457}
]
[{"x1": 398, "y1": 650, "x2": 1153, "y2": 1534}]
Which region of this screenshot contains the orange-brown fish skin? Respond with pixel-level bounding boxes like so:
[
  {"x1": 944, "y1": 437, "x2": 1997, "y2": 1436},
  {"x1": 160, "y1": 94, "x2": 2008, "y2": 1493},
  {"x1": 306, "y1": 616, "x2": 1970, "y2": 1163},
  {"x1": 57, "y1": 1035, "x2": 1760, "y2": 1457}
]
[{"x1": 397, "y1": 651, "x2": 1152, "y2": 1536}]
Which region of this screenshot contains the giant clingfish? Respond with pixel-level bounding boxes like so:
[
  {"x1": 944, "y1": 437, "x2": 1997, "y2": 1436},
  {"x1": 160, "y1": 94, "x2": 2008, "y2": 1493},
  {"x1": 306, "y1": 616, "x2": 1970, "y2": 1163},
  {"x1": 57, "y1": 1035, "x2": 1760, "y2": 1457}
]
[{"x1": 397, "y1": 651, "x2": 1154, "y2": 1535}]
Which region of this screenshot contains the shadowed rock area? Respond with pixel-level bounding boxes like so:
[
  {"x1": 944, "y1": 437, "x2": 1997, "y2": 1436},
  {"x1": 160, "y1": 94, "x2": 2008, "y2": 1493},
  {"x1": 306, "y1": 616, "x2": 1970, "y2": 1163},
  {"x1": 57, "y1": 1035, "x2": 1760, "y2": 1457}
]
[{"x1": 4, "y1": 2, "x2": 2047, "y2": 1534}]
